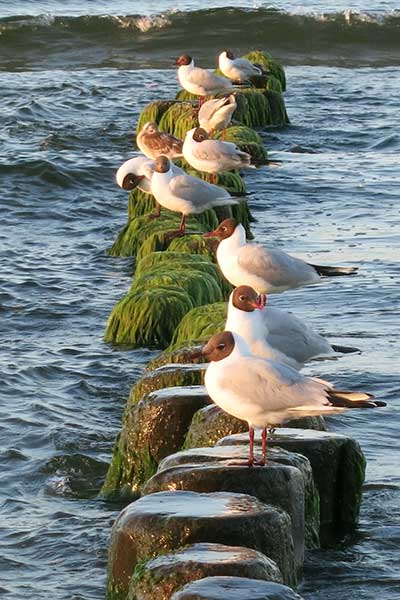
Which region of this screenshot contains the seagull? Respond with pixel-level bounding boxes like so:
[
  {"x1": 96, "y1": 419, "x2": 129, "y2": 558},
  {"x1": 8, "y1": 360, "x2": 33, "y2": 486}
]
[
  {"x1": 226, "y1": 285, "x2": 360, "y2": 370},
  {"x1": 175, "y1": 54, "x2": 234, "y2": 107},
  {"x1": 183, "y1": 127, "x2": 251, "y2": 180},
  {"x1": 204, "y1": 218, "x2": 358, "y2": 294},
  {"x1": 115, "y1": 155, "x2": 186, "y2": 217},
  {"x1": 198, "y1": 95, "x2": 237, "y2": 138},
  {"x1": 150, "y1": 155, "x2": 238, "y2": 236},
  {"x1": 136, "y1": 121, "x2": 183, "y2": 160},
  {"x1": 218, "y1": 50, "x2": 264, "y2": 83},
  {"x1": 201, "y1": 330, "x2": 385, "y2": 466}
]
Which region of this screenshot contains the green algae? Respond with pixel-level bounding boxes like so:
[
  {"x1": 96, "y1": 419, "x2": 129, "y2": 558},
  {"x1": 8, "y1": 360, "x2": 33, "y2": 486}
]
[
  {"x1": 265, "y1": 90, "x2": 290, "y2": 127},
  {"x1": 244, "y1": 51, "x2": 287, "y2": 92},
  {"x1": 104, "y1": 286, "x2": 194, "y2": 347},
  {"x1": 169, "y1": 302, "x2": 228, "y2": 351},
  {"x1": 136, "y1": 100, "x2": 177, "y2": 133}
]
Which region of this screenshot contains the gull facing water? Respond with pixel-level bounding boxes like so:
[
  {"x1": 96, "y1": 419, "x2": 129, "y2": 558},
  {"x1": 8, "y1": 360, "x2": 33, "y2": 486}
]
[
  {"x1": 136, "y1": 121, "x2": 183, "y2": 160},
  {"x1": 202, "y1": 330, "x2": 385, "y2": 466},
  {"x1": 218, "y1": 50, "x2": 264, "y2": 83},
  {"x1": 226, "y1": 285, "x2": 360, "y2": 370},
  {"x1": 150, "y1": 155, "x2": 238, "y2": 235},
  {"x1": 204, "y1": 218, "x2": 358, "y2": 294}
]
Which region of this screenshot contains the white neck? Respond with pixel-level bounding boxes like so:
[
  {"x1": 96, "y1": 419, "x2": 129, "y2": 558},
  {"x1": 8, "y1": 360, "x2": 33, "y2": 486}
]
[
  {"x1": 217, "y1": 223, "x2": 246, "y2": 261},
  {"x1": 226, "y1": 296, "x2": 266, "y2": 345}
]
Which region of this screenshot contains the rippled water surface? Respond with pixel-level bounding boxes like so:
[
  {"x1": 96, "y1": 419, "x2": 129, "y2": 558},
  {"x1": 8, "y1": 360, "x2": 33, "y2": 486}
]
[{"x1": 0, "y1": 0, "x2": 399, "y2": 598}]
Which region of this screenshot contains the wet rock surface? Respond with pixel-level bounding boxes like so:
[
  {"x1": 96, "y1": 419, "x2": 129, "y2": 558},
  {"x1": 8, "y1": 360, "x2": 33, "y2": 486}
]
[
  {"x1": 128, "y1": 542, "x2": 282, "y2": 600},
  {"x1": 157, "y1": 444, "x2": 319, "y2": 549},
  {"x1": 217, "y1": 428, "x2": 365, "y2": 543},
  {"x1": 170, "y1": 576, "x2": 303, "y2": 600},
  {"x1": 143, "y1": 460, "x2": 305, "y2": 571},
  {"x1": 107, "y1": 490, "x2": 296, "y2": 599},
  {"x1": 101, "y1": 386, "x2": 209, "y2": 497}
]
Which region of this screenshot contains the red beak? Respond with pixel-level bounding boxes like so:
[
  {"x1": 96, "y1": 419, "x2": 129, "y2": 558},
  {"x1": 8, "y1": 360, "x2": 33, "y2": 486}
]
[
  {"x1": 203, "y1": 230, "x2": 218, "y2": 238},
  {"x1": 256, "y1": 294, "x2": 267, "y2": 310}
]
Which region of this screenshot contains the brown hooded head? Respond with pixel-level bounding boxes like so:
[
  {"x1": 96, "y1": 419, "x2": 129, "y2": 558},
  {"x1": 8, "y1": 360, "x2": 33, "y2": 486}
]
[
  {"x1": 225, "y1": 50, "x2": 235, "y2": 60},
  {"x1": 154, "y1": 155, "x2": 171, "y2": 174},
  {"x1": 121, "y1": 173, "x2": 144, "y2": 191},
  {"x1": 232, "y1": 285, "x2": 263, "y2": 312},
  {"x1": 201, "y1": 331, "x2": 235, "y2": 362},
  {"x1": 203, "y1": 218, "x2": 238, "y2": 240},
  {"x1": 175, "y1": 54, "x2": 192, "y2": 67},
  {"x1": 192, "y1": 127, "x2": 209, "y2": 143}
]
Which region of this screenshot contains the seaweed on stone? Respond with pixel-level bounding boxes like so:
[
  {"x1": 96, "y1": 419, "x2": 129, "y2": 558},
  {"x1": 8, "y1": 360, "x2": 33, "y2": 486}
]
[
  {"x1": 136, "y1": 100, "x2": 177, "y2": 133},
  {"x1": 244, "y1": 50, "x2": 287, "y2": 92},
  {"x1": 169, "y1": 302, "x2": 228, "y2": 350}
]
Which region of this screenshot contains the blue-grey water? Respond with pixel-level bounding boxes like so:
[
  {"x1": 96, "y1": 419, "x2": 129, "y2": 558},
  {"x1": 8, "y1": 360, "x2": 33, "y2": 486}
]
[{"x1": 0, "y1": 1, "x2": 399, "y2": 598}]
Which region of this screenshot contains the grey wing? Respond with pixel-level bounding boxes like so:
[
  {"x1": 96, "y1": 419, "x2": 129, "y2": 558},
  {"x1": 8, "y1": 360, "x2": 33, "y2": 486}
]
[
  {"x1": 265, "y1": 307, "x2": 331, "y2": 362},
  {"x1": 235, "y1": 58, "x2": 262, "y2": 75},
  {"x1": 194, "y1": 139, "x2": 248, "y2": 162},
  {"x1": 237, "y1": 244, "x2": 317, "y2": 288},
  {"x1": 189, "y1": 67, "x2": 232, "y2": 89},
  {"x1": 217, "y1": 357, "x2": 328, "y2": 413},
  {"x1": 170, "y1": 174, "x2": 231, "y2": 203}
]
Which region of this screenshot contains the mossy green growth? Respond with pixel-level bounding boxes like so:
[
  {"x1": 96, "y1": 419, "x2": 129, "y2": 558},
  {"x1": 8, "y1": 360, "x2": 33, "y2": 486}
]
[
  {"x1": 109, "y1": 213, "x2": 204, "y2": 258},
  {"x1": 244, "y1": 51, "x2": 287, "y2": 92},
  {"x1": 169, "y1": 302, "x2": 228, "y2": 350},
  {"x1": 136, "y1": 100, "x2": 177, "y2": 133},
  {"x1": 127, "y1": 190, "x2": 156, "y2": 220},
  {"x1": 131, "y1": 264, "x2": 224, "y2": 307},
  {"x1": 167, "y1": 234, "x2": 217, "y2": 260},
  {"x1": 146, "y1": 342, "x2": 206, "y2": 371},
  {"x1": 104, "y1": 286, "x2": 194, "y2": 347},
  {"x1": 265, "y1": 90, "x2": 290, "y2": 127},
  {"x1": 214, "y1": 125, "x2": 262, "y2": 145}
]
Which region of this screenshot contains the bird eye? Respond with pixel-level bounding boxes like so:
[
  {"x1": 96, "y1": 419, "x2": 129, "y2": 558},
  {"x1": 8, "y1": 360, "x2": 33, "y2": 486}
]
[
  {"x1": 217, "y1": 343, "x2": 225, "y2": 350},
  {"x1": 239, "y1": 295, "x2": 245, "y2": 302},
  {"x1": 221, "y1": 226, "x2": 227, "y2": 232}
]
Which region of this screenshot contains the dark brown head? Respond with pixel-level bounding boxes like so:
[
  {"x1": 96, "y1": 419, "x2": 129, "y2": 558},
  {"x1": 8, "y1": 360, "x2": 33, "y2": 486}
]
[
  {"x1": 121, "y1": 173, "x2": 145, "y2": 191},
  {"x1": 201, "y1": 331, "x2": 235, "y2": 362},
  {"x1": 175, "y1": 54, "x2": 192, "y2": 67},
  {"x1": 225, "y1": 50, "x2": 235, "y2": 60},
  {"x1": 192, "y1": 127, "x2": 209, "y2": 143},
  {"x1": 232, "y1": 285, "x2": 264, "y2": 312},
  {"x1": 141, "y1": 121, "x2": 158, "y2": 135},
  {"x1": 203, "y1": 218, "x2": 238, "y2": 239},
  {"x1": 154, "y1": 155, "x2": 171, "y2": 174}
]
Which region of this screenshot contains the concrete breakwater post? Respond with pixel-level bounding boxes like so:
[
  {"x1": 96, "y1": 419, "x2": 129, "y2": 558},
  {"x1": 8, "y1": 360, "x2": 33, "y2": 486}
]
[{"x1": 103, "y1": 52, "x2": 367, "y2": 600}]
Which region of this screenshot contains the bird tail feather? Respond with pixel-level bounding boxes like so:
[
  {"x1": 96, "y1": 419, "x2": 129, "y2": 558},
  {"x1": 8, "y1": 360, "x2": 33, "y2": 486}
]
[{"x1": 309, "y1": 264, "x2": 358, "y2": 276}]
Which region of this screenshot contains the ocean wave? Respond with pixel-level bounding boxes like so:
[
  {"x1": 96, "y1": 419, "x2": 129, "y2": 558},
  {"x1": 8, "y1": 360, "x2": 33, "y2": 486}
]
[{"x1": 0, "y1": 8, "x2": 399, "y2": 70}]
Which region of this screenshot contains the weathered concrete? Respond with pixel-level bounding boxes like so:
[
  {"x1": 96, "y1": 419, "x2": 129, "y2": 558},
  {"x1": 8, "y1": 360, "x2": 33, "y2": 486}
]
[
  {"x1": 128, "y1": 543, "x2": 282, "y2": 600},
  {"x1": 217, "y1": 428, "x2": 366, "y2": 543},
  {"x1": 143, "y1": 460, "x2": 305, "y2": 572},
  {"x1": 157, "y1": 444, "x2": 320, "y2": 549},
  {"x1": 107, "y1": 491, "x2": 296, "y2": 599}
]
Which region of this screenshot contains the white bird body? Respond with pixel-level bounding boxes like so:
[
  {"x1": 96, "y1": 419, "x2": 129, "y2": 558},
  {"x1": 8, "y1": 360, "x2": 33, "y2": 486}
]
[
  {"x1": 151, "y1": 158, "x2": 237, "y2": 216},
  {"x1": 178, "y1": 59, "x2": 234, "y2": 97},
  {"x1": 116, "y1": 155, "x2": 184, "y2": 194},
  {"x1": 204, "y1": 333, "x2": 347, "y2": 427},
  {"x1": 198, "y1": 95, "x2": 237, "y2": 134},
  {"x1": 225, "y1": 291, "x2": 336, "y2": 370},
  {"x1": 219, "y1": 51, "x2": 262, "y2": 83},
  {"x1": 216, "y1": 223, "x2": 320, "y2": 294},
  {"x1": 183, "y1": 128, "x2": 251, "y2": 174}
]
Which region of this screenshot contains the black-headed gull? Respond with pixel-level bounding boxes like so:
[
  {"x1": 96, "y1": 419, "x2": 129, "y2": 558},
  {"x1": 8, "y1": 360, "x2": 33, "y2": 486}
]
[
  {"x1": 116, "y1": 155, "x2": 186, "y2": 217},
  {"x1": 183, "y1": 127, "x2": 251, "y2": 179},
  {"x1": 136, "y1": 121, "x2": 183, "y2": 160},
  {"x1": 150, "y1": 156, "x2": 238, "y2": 235},
  {"x1": 226, "y1": 285, "x2": 360, "y2": 370},
  {"x1": 218, "y1": 50, "x2": 264, "y2": 83},
  {"x1": 204, "y1": 218, "x2": 358, "y2": 294},
  {"x1": 200, "y1": 330, "x2": 384, "y2": 466},
  {"x1": 198, "y1": 95, "x2": 237, "y2": 137},
  {"x1": 175, "y1": 54, "x2": 234, "y2": 107}
]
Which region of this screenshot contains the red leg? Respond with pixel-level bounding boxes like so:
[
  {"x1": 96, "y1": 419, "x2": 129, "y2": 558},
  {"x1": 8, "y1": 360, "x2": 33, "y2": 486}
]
[
  {"x1": 198, "y1": 96, "x2": 205, "y2": 109},
  {"x1": 254, "y1": 426, "x2": 267, "y2": 466},
  {"x1": 179, "y1": 213, "x2": 186, "y2": 233},
  {"x1": 248, "y1": 426, "x2": 255, "y2": 467},
  {"x1": 221, "y1": 128, "x2": 226, "y2": 141}
]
